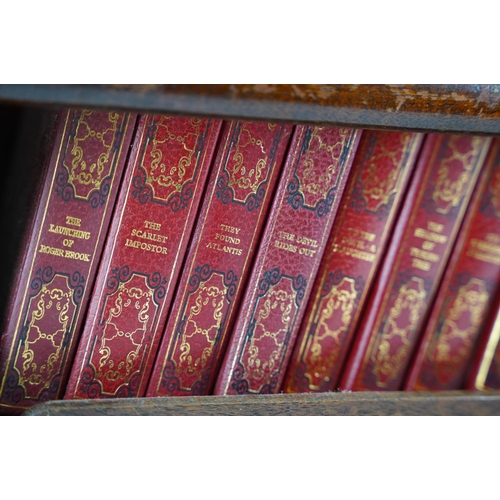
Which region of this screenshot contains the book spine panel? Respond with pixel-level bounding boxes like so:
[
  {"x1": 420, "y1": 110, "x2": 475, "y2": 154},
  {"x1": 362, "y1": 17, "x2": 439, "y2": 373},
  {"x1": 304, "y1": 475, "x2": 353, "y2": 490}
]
[
  {"x1": 466, "y1": 288, "x2": 500, "y2": 390},
  {"x1": 0, "y1": 109, "x2": 137, "y2": 414},
  {"x1": 481, "y1": 338, "x2": 500, "y2": 389},
  {"x1": 406, "y1": 139, "x2": 500, "y2": 390},
  {"x1": 214, "y1": 125, "x2": 362, "y2": 395},
  {"x1": 283, "y1": 130, "x2": 423, "y2": 393},
  {"x1": 339, "y1": 134, "x2": 492, "y2": 391},
  {"x1": 65, "y1": 115, "x2": 222, "y2": 399},
  {"x1": 146, "y1": 121, "x2": 294, "y2": 397}
]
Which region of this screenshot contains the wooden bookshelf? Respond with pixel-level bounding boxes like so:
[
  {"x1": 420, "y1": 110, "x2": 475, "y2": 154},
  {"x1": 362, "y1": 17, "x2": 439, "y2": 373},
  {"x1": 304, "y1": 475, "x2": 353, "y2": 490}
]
[
  {"x1": 1, "y1": 84, "x2": 499, "y2": 416},
  {"x1": 22, "y1": 390, "x2": 500, "y2": 416},
  {"x1": 1, "y1": 84, "x2": 500, "y2": 134}
]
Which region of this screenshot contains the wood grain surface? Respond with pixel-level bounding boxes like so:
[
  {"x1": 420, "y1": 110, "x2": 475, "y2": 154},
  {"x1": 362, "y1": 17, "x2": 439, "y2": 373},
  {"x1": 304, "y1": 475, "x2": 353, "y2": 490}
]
[
  {"x1": 23, "y1": 391, "x2": 500, "y2": 416},
  {"x1": 1, "y1": 84, "x2": 500, "y2": 134}
]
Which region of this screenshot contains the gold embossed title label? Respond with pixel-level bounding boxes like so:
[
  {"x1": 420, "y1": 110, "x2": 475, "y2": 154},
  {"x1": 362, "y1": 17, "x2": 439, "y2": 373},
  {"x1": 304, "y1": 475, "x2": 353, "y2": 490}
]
[
  {"x1": 206, "y1": 224, "x2": 243, "y2": 256},
  {"x1": 333, "y1": 228, "x2": 377, "y2": 262},
  {"x1": 411, "y1": 221, "x2": 448, "y2": 272},
  {"x1": 125, "y1": 220, "x2": 169, "y2": 255},
  {"x1": 38, "y1": 215, "x2": 93, "y2": 262},
  {"x1": 273, "y1": 231, "x2": 319, "y2": 258},
  {"x1": 467, "y1": 233, "x2": 500, "y2": 265}
]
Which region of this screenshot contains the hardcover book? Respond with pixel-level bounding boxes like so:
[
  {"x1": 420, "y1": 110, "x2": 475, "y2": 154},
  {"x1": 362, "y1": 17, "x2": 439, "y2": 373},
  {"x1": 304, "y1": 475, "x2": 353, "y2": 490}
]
[
  {"x1": 466, "y1": 287, "x2": 500, "y2": 390},
  {"x1": 405, "y1": 138, "x2": 500, "y2": 390},
  {"x1": 214, "y1": 125, "x2": 362, "y2": 395},
  {"x1": 0, "y1": 109, "x2": 137, "y2": 414},
  {"x1": 339, "y1": 134, "x2": 492, "y2": 392},
  {"x1": 64, "y1": 115, "x2": 222, "y2": 399},
  {"x1": 282, "y1": 130, "x2": 424, "y2": 393},
  {"x1": 146, "y1": 121, "x2": 293, "y2": 397}
]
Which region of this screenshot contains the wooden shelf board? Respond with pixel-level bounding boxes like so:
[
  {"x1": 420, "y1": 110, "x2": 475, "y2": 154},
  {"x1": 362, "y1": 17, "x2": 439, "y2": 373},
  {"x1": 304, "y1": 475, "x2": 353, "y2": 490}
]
[
  {"x1": 1, "y1": 84, "x2": 500, "y2": 134},
  {"x1": 23, "y1": 391, "x2": 500, "y2": 416}
]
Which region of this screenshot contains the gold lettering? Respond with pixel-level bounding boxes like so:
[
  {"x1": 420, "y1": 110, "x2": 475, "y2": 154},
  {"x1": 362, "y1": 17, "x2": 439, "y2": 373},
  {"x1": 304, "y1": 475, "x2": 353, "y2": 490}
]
[
  {"x1": 296, "y1": 236, "x2": 318, "y2": 248},
  {"x1": 467, "y1": 237, "x2": 500, "y2": 264},
  {"x1": 131, "y1": 228, "x2": 168, "y2": 244},
  {"x1": 65, "y1": 216, "x2": 81, "y2": 227},
  {"x1": 48, "y1": 224, "x2": 91, "y2": 240},
  {"x1": 125, "y1": 238, "x2": 168, "y2": 254},
  {"x1": 427, "y1": 221, "x2": 444, "y2": 233},
  {"x1": 486, "y1": 233, "x2": 500, "y2": 245},
  {"x1": 348, "y1": 228, "x2": 376, "y2": 242},
  {"x1": 341, "y1": 237, "x2": 363, "y2": 249},
  {"x1": 414, "y1": 228, "x2": 448, "y2": 244},
  {"x1": 206, "y1": 241, "x2": 242, "y2": 255},
  {"x1": 422, "y1": 241, "x2": 436, "y2": 251},
  {"x1": 468, "y1": 251, "x2": 500, "y2": 265},
  {"x1": 274, "y1": 240, "x2": 297, "y2": 253},
  {"x1": 278, "y1": 231, "x2": 295, "y2": 242},
  {"x1": 412, "y1": 258, "x2": 431, "y2": 271},
  {"x1": 144, "y1": 220, "x2": 161, "y2": 231},
  {"x1": 38, "y1": 244, "x2": 64, "y2": 257},
  {"x1": 469, "y1": 238, "x2": 500, "y2": 256},
  {"x1": 215, "y1": 233, "x2": 240, "y2": 245},
  {"x1": 340, "y1": 236, "x2": 374, "y2": 252},
  {"x1": 220, "y1": 223, "x2": 241, "y2": 235},
  {"x1": 64, "y1": 250, "x2": 90, "y2": 262},
  {"x1": 410, "y1": 247, "x2": 440, "y2": 263},
  {"x1": 332, "y1": 244, "x2": 375, "y2": 262},
  {"x1": 39, "y1": 243, "x2": 91, "y2": 261},
  {"x1": 299, "y1": 247, "x2": 317, "y2": 257}
]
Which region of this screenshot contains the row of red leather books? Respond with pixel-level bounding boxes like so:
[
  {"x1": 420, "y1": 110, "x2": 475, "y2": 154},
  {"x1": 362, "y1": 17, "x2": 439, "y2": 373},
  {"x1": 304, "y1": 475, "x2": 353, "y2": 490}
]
[{"x1": 1, "y1": 108, "x2": 499, "y2": 415}]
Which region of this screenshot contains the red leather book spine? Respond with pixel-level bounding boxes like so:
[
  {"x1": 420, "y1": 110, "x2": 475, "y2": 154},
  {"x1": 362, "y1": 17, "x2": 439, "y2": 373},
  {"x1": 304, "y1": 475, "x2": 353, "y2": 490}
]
[
  {"x1": 64, "y1": 115, "x2": 222, "y2": 399},
  {"x1": 146, "y1": 121, "x2": 293, "y2": 397},
  {"x1": 0, "y1": 109, "x2": 137, "y2": 414},
  {"x1": 339, "y1": 134, "x2": 492, "y2": 392},
  {"x1": 213, "y1": 125, "x2": 362, "y2": 395},
  {"x1": 465, "y1": 288, "x2": 500, "y2": 390},
  {"x1": 406, "y1": 139, "x2": 500, "y2": 390},
  {"x1": 282, "y1": 130, "x2": 424, "y2": 393}
]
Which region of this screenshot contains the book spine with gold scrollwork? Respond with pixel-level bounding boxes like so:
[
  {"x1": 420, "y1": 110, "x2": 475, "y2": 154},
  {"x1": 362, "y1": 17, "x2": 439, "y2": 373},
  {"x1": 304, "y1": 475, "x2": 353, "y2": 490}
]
[
  {"x1": 0, "y1": 109, "x2": 137, "y2": 415},
  {"x1": 213, "y1": 125, "x2": 362, "y2": 395},
  {"x1": 282, "y1": 130, "x2": 424, "y2": 393},
  {"x1": 64, "y1": 115, "x2": 222, "y2": 400},
  {"x1": 405, "y1": 138, "x2": 500, "y2": 390},
  {"x1": 339, "y1": 134, "x2": 492, "y2": 391},
  {"x1": 146, "y1": 121, "x2": 293, "y2": 397}
]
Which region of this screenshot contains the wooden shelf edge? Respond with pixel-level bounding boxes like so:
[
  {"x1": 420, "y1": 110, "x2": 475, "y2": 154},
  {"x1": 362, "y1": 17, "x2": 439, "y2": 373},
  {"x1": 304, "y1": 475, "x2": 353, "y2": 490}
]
[
  {"x1": 23, "y1": 391, "x2": 500, "y2": 416},
  {"x1": 1, "y1": 84, "x2": 500, "y2": 134}
]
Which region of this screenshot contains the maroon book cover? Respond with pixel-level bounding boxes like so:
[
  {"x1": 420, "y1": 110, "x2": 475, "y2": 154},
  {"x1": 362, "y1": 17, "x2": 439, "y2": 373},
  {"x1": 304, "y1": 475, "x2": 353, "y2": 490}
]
[
  {"x1": 283, "y1": 130, "x2": 423, "y2": 393},
  {"x1": 64, "y1": 115, "x2": 222, "y2": 399},
  {"x1": 339, "y1": 134, "x2": 492, "y2": 392},
  {"x1": 146, "y1": 121, "x2": 293, "y2": 397},
  {"x1": 405, "y1": 139, "x2": 500, "y2": 390},
  {"x1": 0, "y1": 109, "x2": 137, "y2": 414},
  {"x1": 466, "y1": 287, "x2": 500, "y2": 390},
  {"x1": 214, "y1": 125, "x2": 362, "y2": 395}
]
